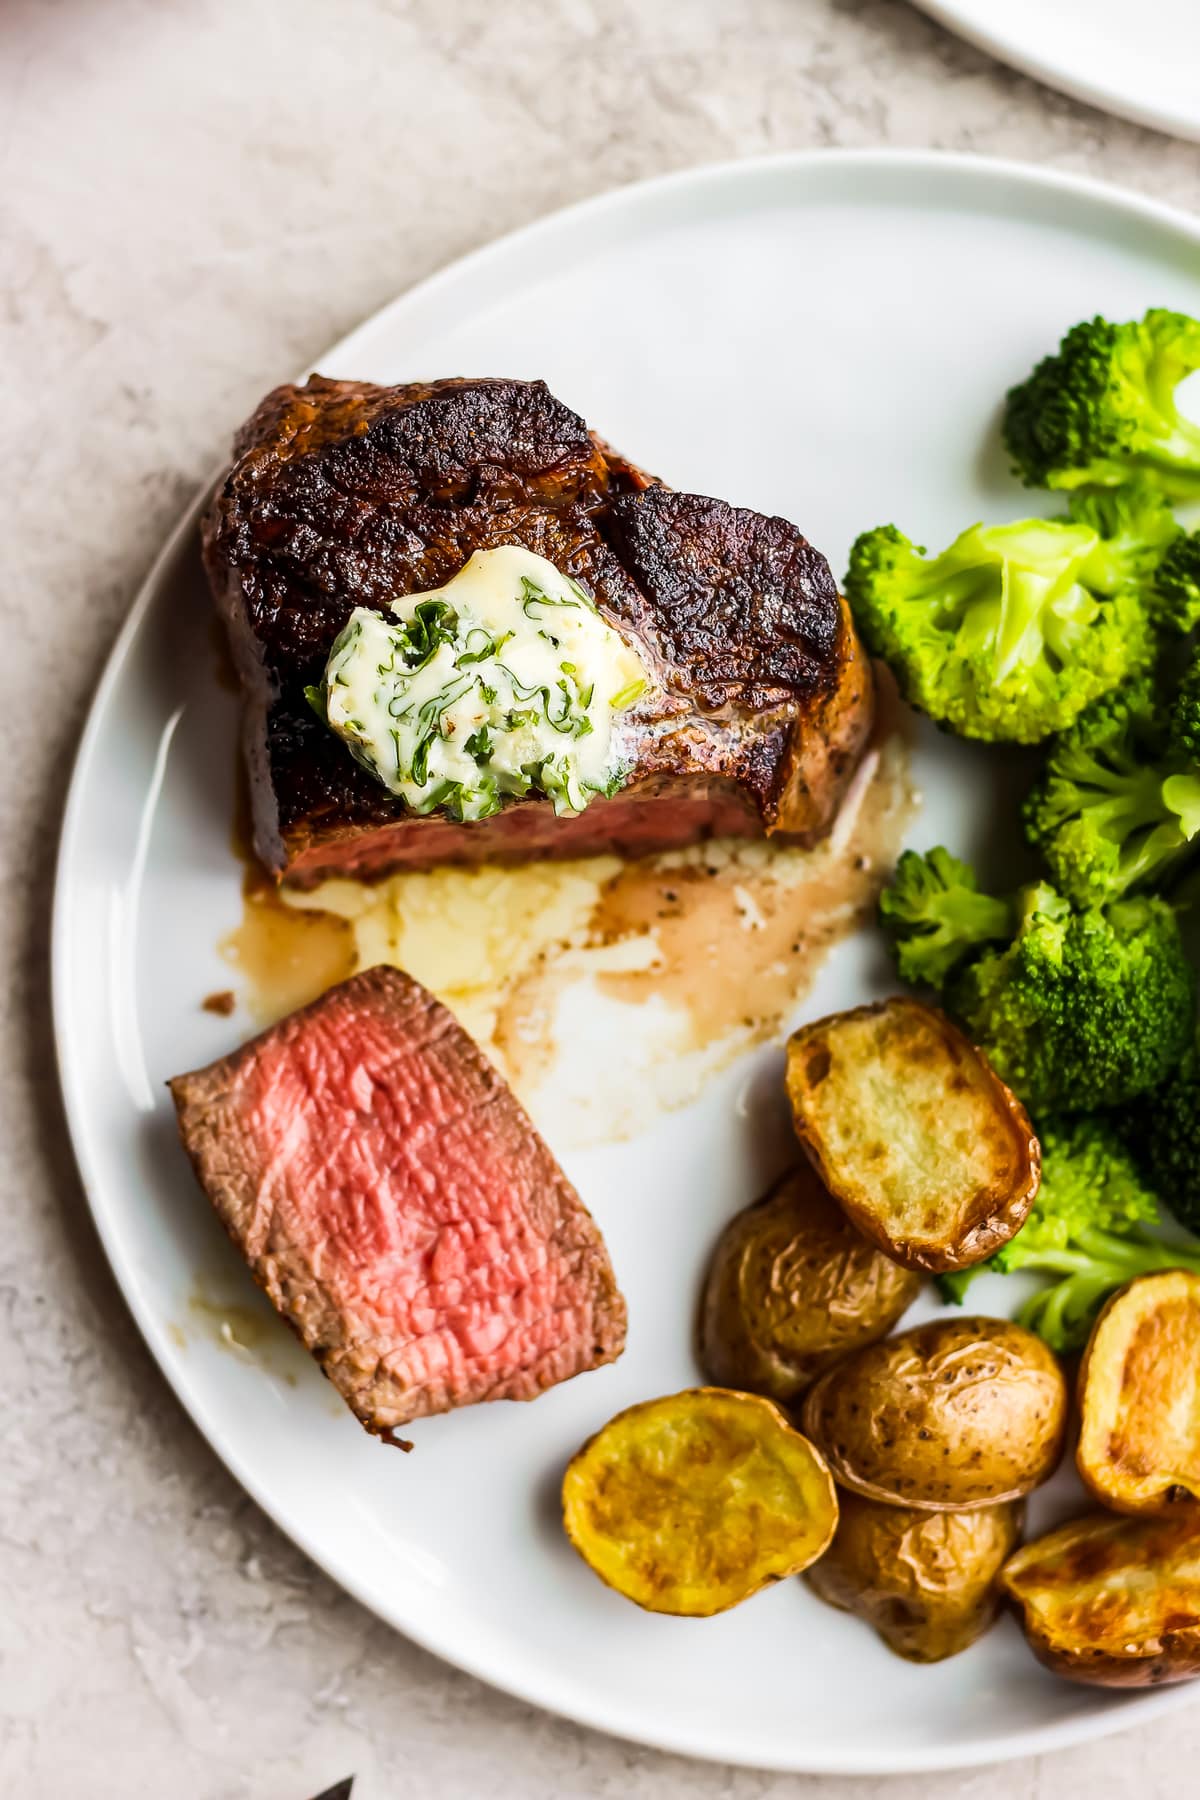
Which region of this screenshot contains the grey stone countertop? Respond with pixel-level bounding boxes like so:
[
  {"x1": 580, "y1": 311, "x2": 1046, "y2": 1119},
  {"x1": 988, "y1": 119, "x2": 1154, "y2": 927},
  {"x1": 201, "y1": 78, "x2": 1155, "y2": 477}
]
[{"x1": 4, "y1": 1, "x2": 1199, "y2": 1794}]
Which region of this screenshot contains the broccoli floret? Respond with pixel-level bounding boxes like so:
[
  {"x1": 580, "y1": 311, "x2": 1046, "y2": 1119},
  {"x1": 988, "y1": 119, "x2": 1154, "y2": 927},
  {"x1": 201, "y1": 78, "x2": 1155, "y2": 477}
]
[
  {"x1": 1119, "y1": 1046, "x2": 1200, "y2": 1235},
  {"x1": 1023, "y1": 678, "x2": 1200, "y2": 906},
  {"x1": 1171, "y1": 648, "x2": 1200, "y2": 760},
  {"x1": 878, "y1": 852, "x2": 1196, "y2": 1112},
  {"x1": 951, "y1": 890, "x2": 1194, "y2": 1112},
  {"x1": 939, "y1": 1116, "x2": 1198, "y2": 1352},
  {"x1": 1004, "y1": 309, "x2": 1200, "y2": 497},
  {"x1": 1067, "y1": 482, "x2": 1182, "y2": 593},
  {"x1": 1154, "y1": 531, "x2": 1200, "y2": 634},
  {"x1": 877, "y1": 847, "x2": 1011, "y2": 987},
  {"x1": 845, "y1": 517, "x2": 1155, "y2": 744},
  {"x1": 1070, "y1": 482, "x2": 1200, "y2": 635}
]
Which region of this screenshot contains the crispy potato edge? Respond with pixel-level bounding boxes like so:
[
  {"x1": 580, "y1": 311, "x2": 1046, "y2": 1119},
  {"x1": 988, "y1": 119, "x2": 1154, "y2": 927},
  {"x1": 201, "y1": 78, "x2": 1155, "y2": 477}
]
[
  {"x1": 1001, "y1": 1513, "x2": 1200, "y2": 1688},
  {"x1": 786, "y1": 998, "x2": 1041, "y2": 1275}
]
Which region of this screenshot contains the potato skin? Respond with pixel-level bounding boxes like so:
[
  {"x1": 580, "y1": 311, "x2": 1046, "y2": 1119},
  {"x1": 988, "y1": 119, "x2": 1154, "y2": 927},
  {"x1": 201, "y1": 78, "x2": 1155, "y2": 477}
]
[
  {"x1": 801, "y1": 1317, "x2": 1068, "y2": 1510},
  {"x1": 786, "y1": 999, "x2": 1041, "y2": 1274},
  {"x1": 1002, "y1": 1511, "x2": 1200, "y2": 1686},
  {"x1": 1077, "y1": 1270, "x2": 1200, "y2": 1515},
  {"x1": 806, "y1": 1493, "x2": 1022, "y2": 1661},
  {"x1": 699, "y1": 1164, "x2": 921, "y2": 1403},
  {"x1": 562, "y1": 1388, "x2": 838, "y2": 1616}
]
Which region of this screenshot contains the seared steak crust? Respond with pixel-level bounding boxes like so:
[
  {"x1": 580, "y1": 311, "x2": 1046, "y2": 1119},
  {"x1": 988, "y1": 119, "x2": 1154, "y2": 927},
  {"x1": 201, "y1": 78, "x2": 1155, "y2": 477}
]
[
  {"x1": 169, "y1": 966, "x2": 627, "y2": 1436},
  {"x1": 600, "y1": 488, "x2": 840, "y2": 712},
  {"x1": 202, "y1": 375, "x2": 872, "y2": 882}
]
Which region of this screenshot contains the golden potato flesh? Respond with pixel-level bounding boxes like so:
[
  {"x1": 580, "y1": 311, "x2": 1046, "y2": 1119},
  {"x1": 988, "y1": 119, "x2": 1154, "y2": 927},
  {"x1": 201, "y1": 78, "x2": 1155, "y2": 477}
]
[
  {"x1": 806, "y1": 1492, "x2": 1022, "y2": 1662},
  {"x1": 801, "y1": 1317, "x2": 1067, "y2": 1510},
  {"x1": 1077, "y1": 1270, "x2": 1200, "y2": 1515},
  {"x1": 1002, "y1": 1512, "x2": 1200, "y2": 1686},
  {"x1": 561, "y1": 1388, "x2": 838, "y2": 1616},
  {"x1": 786, "y1": 998, "x2": 1040, "y2": 1273},
  {"x1": 699, "y1": 1163, "x2": 921, "y2": 1404}
]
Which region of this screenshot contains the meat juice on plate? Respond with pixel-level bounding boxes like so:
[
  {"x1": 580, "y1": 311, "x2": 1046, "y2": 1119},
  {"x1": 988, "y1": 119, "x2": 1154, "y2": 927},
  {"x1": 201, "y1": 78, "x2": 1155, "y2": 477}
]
[{"x1": 219, "y1": 703, "x2": 914, "y2": 1150}]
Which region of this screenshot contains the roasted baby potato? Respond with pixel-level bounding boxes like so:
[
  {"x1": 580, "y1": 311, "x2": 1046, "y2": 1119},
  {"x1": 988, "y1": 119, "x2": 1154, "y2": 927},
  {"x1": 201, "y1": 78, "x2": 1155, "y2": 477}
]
[
  {"x1": 699, "y1": 1163, "x2": 921, "y2": 1403},
  {"x1": 785, "y1": 997, "x2": 1040, "y2": 1273},
  {"x1": 561, "y1": 1388, "x2": 837, "y2": 1616},
  {"x1": 806, "y1": 1492, "x2": 1022, "y2": 1662},
  {"x1": 1002, "y1": 1511, "x2": 1200, "y2": 1686},
  {"x1": 1077, "y1": 1270, "x2": 1200, "y2": 1514},
  {"x1": 801, "y1": 1317, "x2": 1067, "y2": 1510}
]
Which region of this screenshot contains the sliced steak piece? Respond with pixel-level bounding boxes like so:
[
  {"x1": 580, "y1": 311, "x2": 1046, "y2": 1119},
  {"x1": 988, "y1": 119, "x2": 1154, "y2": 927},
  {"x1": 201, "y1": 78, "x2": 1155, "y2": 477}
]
[
  {"x1": 168, "y1": 966, "x2": 626, "y2": 1438},
  {"x1": 202, "y1": 375, "x2": 873, "y2": 884}
]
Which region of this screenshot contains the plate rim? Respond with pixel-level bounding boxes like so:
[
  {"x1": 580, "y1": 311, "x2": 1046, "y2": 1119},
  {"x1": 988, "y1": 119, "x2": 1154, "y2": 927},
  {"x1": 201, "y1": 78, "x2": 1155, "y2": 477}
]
[
  {"x1": 910, "y1": 0, "x2": 1200, "y2": 143},
  {"x1": 51, "y1": 146, "x2": 1200, "y2": 1775}
]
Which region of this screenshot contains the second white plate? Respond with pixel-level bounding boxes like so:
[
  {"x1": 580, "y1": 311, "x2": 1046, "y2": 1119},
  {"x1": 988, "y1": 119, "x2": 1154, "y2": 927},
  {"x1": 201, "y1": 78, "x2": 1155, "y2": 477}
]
[{"x1": 913, "y1": 0, "x2": 1200, "y2": 142}]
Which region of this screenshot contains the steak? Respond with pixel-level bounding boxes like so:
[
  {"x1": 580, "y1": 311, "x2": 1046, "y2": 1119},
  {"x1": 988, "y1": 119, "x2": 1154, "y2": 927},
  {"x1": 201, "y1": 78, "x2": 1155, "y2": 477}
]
[
  {"x1": 168, "y1": 966, "x2": 627, "y2": 1438},
  {"x1": 202, "y1": 375, "x2": 873, "y2": 883}
]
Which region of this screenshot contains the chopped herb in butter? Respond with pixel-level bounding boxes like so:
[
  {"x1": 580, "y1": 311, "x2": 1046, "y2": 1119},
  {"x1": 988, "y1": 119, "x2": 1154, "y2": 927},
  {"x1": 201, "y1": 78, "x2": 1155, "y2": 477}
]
[{"x1": 314, "y1": 547, "x2": 648, "y2": 822}]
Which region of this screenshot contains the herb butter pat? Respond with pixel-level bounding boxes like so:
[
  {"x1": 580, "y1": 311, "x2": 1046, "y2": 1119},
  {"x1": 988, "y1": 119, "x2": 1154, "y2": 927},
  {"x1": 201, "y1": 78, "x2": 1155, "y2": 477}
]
[{"x1": 315, "y1": 547, "x2": 648, "y2": 822}]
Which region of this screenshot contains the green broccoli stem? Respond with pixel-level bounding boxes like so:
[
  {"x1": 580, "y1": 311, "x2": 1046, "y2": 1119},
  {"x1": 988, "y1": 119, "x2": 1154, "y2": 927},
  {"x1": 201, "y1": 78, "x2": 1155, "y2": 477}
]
[
  {"x1": 939, "y1": 889, "x2": 1014, "y2": 948},
  {"x1": 1077, "y1": 1224, "x2": 1190, "y2": 1265},
  {"x1": 1009, "y1": 1250, "x2": 1110, "y2": 1277},
  {"x1": 1118, "y1": 825, "x2": 1194, "y2": 895},
  {"x1": 1163, "y1": 771, "x2": 1200, "y2": 840},
  {"x1": 1068, "y1": 762, "x2": 1164, "y2": 827},
  {"x1": 1074, "y1": 763, "x2": 1179, "y2": 889},
  {"x1": 1009, "y1": 1228, "x2": 1200, "y2": 1351},
  {"x1": 1019, "y1": 1273, "x2": 1113, "y2": 1346},
  {"x1": 1154, "y1": 423, "x2": 1200, "y2": 471},
  {"x1": 1009, "y1": 1225, "x2": 1200, "y2": 1278}
]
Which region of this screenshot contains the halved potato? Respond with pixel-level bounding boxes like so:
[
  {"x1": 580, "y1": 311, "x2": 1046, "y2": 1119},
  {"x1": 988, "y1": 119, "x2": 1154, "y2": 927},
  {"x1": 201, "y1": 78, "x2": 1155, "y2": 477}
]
[
  {"x1": 801, "y1": 1317, "x2": 1067, "y2": 1510},
  {"x1": 1002, "y1": 1511, "x2": 1200, "y2": 1686},
  {"x1": 785, "y1": 997, "x2": 1040, "y2": 1273},
  {"x1": 806, "y1": 1492, "x2": 1022, "y2": 1662},
  {"x1": 561, "y1": 1388, "x2": 837, "y2": 1616},
  {"x1": 1077, "y1": 1270, "x2": 1200, "y2": 1514},
  {"x1": 699, "y1": 1163, "x2": 921, "y2": 1403}
]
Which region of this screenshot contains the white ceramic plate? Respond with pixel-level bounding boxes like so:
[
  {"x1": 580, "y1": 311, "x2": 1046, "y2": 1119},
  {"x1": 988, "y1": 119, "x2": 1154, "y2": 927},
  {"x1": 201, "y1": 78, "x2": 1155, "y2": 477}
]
[
  {"x1": 912, "y1": 0, "x2": 1200, "y2": 142},
  {"x1": 54, "y1": 151, "x2": 1200, "y2": 1773}
]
